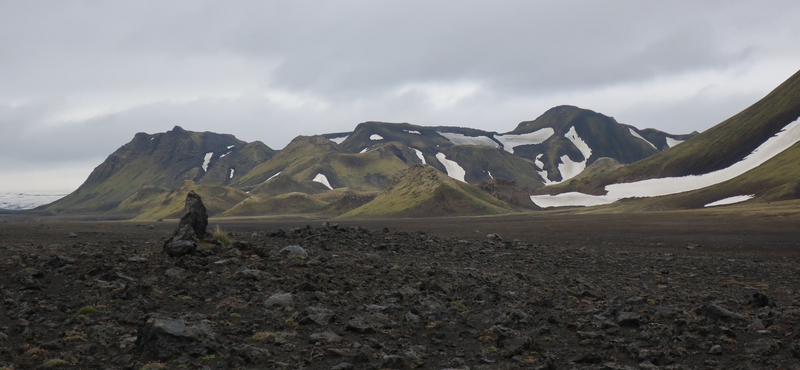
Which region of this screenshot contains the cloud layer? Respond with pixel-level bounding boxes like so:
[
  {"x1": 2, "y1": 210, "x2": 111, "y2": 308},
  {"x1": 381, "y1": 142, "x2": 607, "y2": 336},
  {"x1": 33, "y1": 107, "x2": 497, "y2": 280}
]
[{"x1": 2, "y1": 0, "x2": 799, "y2": 192}]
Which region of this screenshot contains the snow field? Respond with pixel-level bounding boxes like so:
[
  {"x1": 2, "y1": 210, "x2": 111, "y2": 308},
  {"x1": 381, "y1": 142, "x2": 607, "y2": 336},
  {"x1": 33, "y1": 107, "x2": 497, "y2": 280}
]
[
  {"x1": 435, "y1": 153, "x2": 466, "y2": 182},
  {"x1": 202, "y1": 152, "x2": 213, "y2": 172},
  {"x1": 370, "y1": 134, "x2": 384, "y2": 141},
  {"x1": 629, "y1": 128, "x2": 657, "y2": 149},
  {"x1": 494, "y1": 128, "x2": 555, "y2": 154},
  {"x1": 410, "y1": 148, "x2": 426, "y2": 164},
  {"x1": 704, "y1": 195, "x2": 754, "y2": 207},
  {"x1": 329, "y1": 136, "x2": 348, "y2": 144},
  {"x1": 438, "y1": 132, "x2": 499, "y2": 148},
  {"x1": 313, "y1": 173, "x2": 334, "y2": 190},
  {"x1": 665, "y1": 137, "x2": 684, "y2": 148}
]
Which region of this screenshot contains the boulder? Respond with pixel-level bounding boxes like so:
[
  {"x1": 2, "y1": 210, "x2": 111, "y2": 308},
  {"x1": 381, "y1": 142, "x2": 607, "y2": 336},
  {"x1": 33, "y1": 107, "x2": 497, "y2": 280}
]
[
  {"x1": 135, "y1": 314, "x2": 220, "y2": 360},
  {"x1": 171, "y1": 190, "x2": 209, "y2": 242}
]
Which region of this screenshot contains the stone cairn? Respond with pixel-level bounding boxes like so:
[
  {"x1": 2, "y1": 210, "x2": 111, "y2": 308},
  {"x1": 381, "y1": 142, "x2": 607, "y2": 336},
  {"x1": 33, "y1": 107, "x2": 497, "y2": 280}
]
[{"x1": 163, "y1": 190, "x2": 209, "y2": 257}]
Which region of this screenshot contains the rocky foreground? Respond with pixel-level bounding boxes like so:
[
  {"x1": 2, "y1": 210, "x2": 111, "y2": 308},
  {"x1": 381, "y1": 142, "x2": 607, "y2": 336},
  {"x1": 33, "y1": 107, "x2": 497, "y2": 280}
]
[{"x1": 2, "y1": 223, "x2": 800, "y2": 369}]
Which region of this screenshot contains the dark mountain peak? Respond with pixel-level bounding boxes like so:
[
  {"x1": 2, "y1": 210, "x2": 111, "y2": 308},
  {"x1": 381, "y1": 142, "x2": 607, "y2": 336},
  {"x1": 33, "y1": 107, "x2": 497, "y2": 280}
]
[
  {"x1": 285, "y1": 135, "x2": 342, "y2": 151},
  {"x1": 512, "y1": 105, "x2": 614, "y2": 134},
  {"x1": 170, "y1": 125, "x2": 187, "y2": 133}
]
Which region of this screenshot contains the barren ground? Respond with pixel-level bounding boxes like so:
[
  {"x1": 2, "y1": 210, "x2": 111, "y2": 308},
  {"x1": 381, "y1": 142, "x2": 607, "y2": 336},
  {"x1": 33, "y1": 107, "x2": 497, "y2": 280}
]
[{"x1": 1, "y1": 211, "x2": 800, "y2": 369}]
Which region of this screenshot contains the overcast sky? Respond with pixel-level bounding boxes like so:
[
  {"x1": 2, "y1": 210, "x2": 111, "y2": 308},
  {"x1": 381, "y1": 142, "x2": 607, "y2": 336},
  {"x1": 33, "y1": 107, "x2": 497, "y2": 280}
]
[{"x1": 2, "y1": 1, "x2": 799, "y2": 193}]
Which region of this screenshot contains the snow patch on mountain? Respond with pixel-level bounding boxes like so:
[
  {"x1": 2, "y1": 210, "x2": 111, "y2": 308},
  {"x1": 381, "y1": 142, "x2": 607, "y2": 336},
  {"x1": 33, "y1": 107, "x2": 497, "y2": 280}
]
[
  {"x1": 329, "y1": 136, "x2": 348, "y2": 144},
  {"x1": 495, "y1": 128, "x2": 554, "y2": 154},
  {"x1": 264, "y1": 171, "x2": 282, "y2": 182},
  {"x1": 435, "y1": 153, "x2": 466, "y2": 182},
  {"x1": 629, "y1": 128, "x2": 657, "y2": 149},
  {"x1": 665, "y1": 137, "x2": 684, "y2": 148},
  {"x1": 410, "y1": 148, "x2": 426, "y2": 164},
  {"x1": 705, "y1": 195, "x2": 754, "y2": 207},
  {"x1": 532, "y1": 117, "x2": 800, "y2": 208},
  {"x1": 370, "y1": 134, "x2": 384, "y2": 141},
  {"x1": 202, "y1": 152, "x2": 213, "y2": 172},
  {"x1": 565, "y1": 126, "x2": 592, "y2": 160},
  {"x1": 438, "y1": 132, "x2": 499, "y2": 148},
  {"x1": 229, "y1": 168, "x2": 235, "y2": 179},
  {"x1": 404, "y1": 130, "x2": 421, "y2": 135},
  {"x1": 313, "y1": 173, "x2": 333, "y2": 190}
]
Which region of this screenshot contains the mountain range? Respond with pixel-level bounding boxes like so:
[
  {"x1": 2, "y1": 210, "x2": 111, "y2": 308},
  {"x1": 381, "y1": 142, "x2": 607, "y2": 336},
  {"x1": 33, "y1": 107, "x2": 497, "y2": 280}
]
[{"x1": 30, "y1": 68, "x2": 800, "y2": 218}]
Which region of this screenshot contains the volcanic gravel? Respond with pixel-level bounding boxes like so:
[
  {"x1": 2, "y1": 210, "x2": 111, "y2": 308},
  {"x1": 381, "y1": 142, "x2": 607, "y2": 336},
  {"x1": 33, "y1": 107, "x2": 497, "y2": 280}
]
[{"x1": 2, "y1": 222, "x2": 800, "y2": 369}]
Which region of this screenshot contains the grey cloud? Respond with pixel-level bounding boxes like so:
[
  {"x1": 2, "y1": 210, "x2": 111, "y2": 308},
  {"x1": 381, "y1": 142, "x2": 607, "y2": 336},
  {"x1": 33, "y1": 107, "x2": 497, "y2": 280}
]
[{"x1": 1, "y1": 0, "x2": 800, "y2": 192}]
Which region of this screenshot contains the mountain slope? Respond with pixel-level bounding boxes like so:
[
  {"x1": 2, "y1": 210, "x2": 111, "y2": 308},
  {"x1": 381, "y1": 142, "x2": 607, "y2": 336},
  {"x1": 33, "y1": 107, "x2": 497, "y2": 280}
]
[
  {"x1": 339, "y1": 165, "x2": 516, "y2": 218},
  {"x1": 131, "y1": 181, "x2": 249, "y2": 220},
  {"x1": 532, "y1": 68, "x2": 800, "y2": 209},
  {"x1": 45, "y1": 126, "x2": 258, "y2": 213},
  {"x1": 509, "y1": 105, "x2": 691, "y2": 183},
  {"x1": 611, "y1": 69, "x2": 800, "y2": 183}
]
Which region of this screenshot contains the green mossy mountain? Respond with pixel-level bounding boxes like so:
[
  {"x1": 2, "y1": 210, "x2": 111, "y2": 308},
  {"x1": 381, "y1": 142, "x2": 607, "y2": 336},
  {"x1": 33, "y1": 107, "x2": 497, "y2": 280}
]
[
  {"x1": 339, "y1": 164, "x2": 516, "y2": 218},
  {"x1": 129, "y1": 181, "x2": 249, "y2": 220},
  {"x1": 45, "y1": 126, "x2": 267, "y2": 213},
  {"x1": 39, "y1": 103, "x2": 696, "y2": 218},
  {"x1": 222, "y1": 192, "x2": 328, "y2": 217}
]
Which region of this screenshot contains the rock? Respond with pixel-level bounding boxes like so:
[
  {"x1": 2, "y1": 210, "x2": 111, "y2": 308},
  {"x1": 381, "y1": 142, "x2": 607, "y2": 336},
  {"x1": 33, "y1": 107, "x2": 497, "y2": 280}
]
[
  {"x1": 234, "y1": 268, "x2": 265, "y2": 281},
  {"x1": 654, "y1": 305, "x2": 679, "y2": 319},
  {"x1": 280, "y1": 245, "x2": 308, "y2": 258},
  {"x1": 297, "y1": 306, "x2": 336, "y2": 325},
  {"x1": 331, "y1": 362, "x2": 353, "y2": 370},
  {"x1": 696, "y1": 303, "x2": 746, "y2": 322},
  {"x1": 309, "y1": 331, "x2": 342, "y2": 344},
  {"x1": 127, "y1": 256, "x2": 148, "y2": 263},
  {"x1": 616, "y1": 312, "x2": 641, "y2": 327},
  {"x1": 68, "y1": 232, "x2": 78, "y2": 238},
  {"x1": 346, "y1": 314, "x2": 394, "y2": 334},
  {"x1": 147, "y1": 225, "x2": 155, "y2": 230},
  {"x1": 709, "y1": 344, "x2": 722, "y2": 354},
  {"x1": 170, "y1": 190, "x2": 209, "y2": 242},
  {"x1": 749, "y1": 292, "x2": 771, "y2": 308},
  {"x1": 135, "y1": 314, "x2": 220, "y2": 360},
  {"x1": 486, "y1": 233, "x2": 502, "y2": 242},
  {"x1": 46, "y1": 255, "x2": 75, "y2": 268},
  {"x1": 264, "y1": 292, "x2": 293, "y2": 308},
  {"x1": 164, "y1": 268, "x2": 189, "y2": 280},
  {"x1": 164, "y1": 240, "x2": 198, "y2": 257}
]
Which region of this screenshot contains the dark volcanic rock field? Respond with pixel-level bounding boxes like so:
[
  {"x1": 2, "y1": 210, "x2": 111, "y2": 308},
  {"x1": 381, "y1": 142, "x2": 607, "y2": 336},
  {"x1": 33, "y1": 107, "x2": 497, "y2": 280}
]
[{"x1": 2, "y1": 221, "x2": 800, "y2": 369}]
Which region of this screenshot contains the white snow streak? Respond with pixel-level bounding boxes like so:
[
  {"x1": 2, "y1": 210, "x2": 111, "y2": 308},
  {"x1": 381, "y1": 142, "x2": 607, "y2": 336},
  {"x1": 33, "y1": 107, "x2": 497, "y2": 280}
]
[
  {"x1": 404, "y1": 130, "x2": 421, "y2": 135},
  {"x1": 438, "y1": 132, "x2": 499, "y2": 148},
  {"x1": 666, "y1": 137, "x2": 684, "y2": 148},
  {"x1": 487, "y1": 171, "x2": 493, "y2": 179},
  {"x1": 359, "y1": 148, "x2": 368, "y2": 153},
  {"x1": 542, "y1": 126, "x2": 594, "y2": 184},
  {"x1": 494, "y1": 128, "x2": 554, "y2": 154},
  {"x1": 370, "y1": 134, "x2": 384, "y2": 141},
  {"x1": 435, "y1": 152, "x2": 466, "y2": 182},
  {"x1": 531, "y1": 118, "x2": 800, "y2": 208},
  {"x1": 534, "y1": 154, "x2": 545, "y2": 169},
  {"x1": 313, "y1": 173, "x2": 334, "y2": 190},
  {"x1": 264, "y1": 171, "x2": 282, "y2": 182},
  {"x1": 704, "y1": 195, "x2": 754, "y2": 207},
  {"x1": 202, "y1": 152, "x2": 213, "y2": 172},
  {"x1": 229, "y1": 168, "x2": 235, "y2": 179},
  {"x1": 629, "y1": 128, "x2": 657, "y2": 149},
  {"x1": 565, "y1": 126, "x2": 592, "y2": 159},
  {"x1": 410, "y1": 148, "x2": 426, "y2": 164}
]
